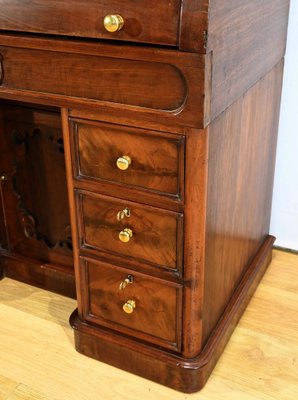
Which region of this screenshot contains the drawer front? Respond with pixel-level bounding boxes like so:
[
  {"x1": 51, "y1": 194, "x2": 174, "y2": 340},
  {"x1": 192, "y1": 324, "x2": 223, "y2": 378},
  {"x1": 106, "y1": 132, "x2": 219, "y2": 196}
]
[
  {"x1": 81, "y1": 258, "x2": 182, "y2": 350},
  {"x1": 71, "y1": 120, "x2": 184, "y2": 199},
  {"x1": 77, "y1": 192, "x2": 183, "y2": 274},
  {"x1": 0, "y1": 1, "x2": 181, "y2": 46},
  {"x1": 0, "y1": 36, "x2": 206, "y2": 128},
  {"x1": 0, "y1": 46, "x2": 186, "y2": 112}
]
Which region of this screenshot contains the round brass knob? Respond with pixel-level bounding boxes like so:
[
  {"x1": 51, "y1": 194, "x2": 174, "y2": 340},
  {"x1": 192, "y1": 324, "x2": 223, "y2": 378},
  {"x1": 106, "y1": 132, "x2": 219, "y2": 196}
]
[
  {"x1": 0, "y1": 173, "x2": 7, "y2": 182},
  {"x1": 116, "y1": 155, "x2": 131, "y2": 171},
  {"x1": 104, "y1": 14, "x2": 124, "y2": 33},
  {"x1": 119, "y1": 228, "x2": 133, "y2": 243},
  {"x1": 123, "y1": 300, "x2": 136, "y2": 314}
]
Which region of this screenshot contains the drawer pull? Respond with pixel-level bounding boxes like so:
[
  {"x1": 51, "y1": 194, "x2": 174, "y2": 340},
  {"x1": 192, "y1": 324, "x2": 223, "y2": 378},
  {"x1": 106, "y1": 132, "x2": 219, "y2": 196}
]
[
  {"x1": 123, "y1": 300, "x2": 136, "y2": 314},
  {"x1": 117, "y1": 207, "x2": 131, "y2": 221},
  {"x1": 119, "y1": 275, "x2": 134, "y2": 291},
  {"x1": 116, "y1": 155, "x2": 131, "y2": 171},
  {"x1": 104, "y1": 14, "x2": 125, "y2": 33},
  {"x1": 0, "y1": 173, "x2": 8, "y2": 182},
  {"x1": 119, "y1": 228, "x2": 133, "y2": 243}
]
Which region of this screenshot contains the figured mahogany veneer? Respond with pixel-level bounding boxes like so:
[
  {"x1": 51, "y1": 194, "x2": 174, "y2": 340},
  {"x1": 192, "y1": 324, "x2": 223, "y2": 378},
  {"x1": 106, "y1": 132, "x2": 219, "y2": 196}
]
[
  {"x1": 81, "y1": 257, "x2": 183, "y2": 351},
  {"x1": 0, "y1": 0, "x2": 291, "y2": 393},
  {"x1": 65, "y1": 61, "x2": 285, "y2": 390},
  {"x1": 71, "y1": 236, "x2": 275, "y2": 393},
  {"x1": 71, "y1": 119, "x2": 185, "y2": 200},
  {"x1": 76, "y1": 191, "x2": 183, "y2": 274}
]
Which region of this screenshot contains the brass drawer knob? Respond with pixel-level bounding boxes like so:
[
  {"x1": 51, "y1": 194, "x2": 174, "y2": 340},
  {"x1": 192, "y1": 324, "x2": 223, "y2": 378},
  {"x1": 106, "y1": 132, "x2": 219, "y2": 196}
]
[
  {"x1": 119, "y1": 228, "x2": 133, "y2": 243},
  {"x1": 0, "y1": 173, "x2": 7, "y2": 182},
  {"x1": 123, "y1": 300, "x2": 136, "y2": 314},
  {"x1": 116, "y1": 155, "x2": 131, "y2": 171},
  {"x1": 104, "y1": 14, "x2": 124, "y2": 33}
]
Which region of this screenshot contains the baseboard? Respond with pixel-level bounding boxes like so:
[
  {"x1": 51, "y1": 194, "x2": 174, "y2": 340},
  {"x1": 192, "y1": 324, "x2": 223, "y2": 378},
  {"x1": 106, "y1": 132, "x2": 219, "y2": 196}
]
[{"x1": 1, "y1": 252, "x2": 76, "y2": 298}]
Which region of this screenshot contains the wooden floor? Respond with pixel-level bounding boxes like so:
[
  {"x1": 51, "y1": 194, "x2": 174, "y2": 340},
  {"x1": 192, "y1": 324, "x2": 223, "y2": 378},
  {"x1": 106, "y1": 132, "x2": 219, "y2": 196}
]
[{"x1": 0, "y1": 249, "x2": 297, "y2": 400}]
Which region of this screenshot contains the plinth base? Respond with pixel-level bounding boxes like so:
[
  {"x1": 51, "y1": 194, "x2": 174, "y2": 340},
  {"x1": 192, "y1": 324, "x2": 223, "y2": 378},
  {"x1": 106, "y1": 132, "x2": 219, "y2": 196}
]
[{"x1": 70, "y1": 236, "x2": 274, "y2": 393}]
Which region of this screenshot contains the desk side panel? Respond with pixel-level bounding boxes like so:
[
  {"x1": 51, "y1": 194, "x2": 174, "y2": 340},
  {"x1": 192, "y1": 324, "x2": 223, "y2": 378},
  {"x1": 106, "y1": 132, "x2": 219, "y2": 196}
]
[{"x1": 203, "y1": 61, "x2": 284, "y2": 344}]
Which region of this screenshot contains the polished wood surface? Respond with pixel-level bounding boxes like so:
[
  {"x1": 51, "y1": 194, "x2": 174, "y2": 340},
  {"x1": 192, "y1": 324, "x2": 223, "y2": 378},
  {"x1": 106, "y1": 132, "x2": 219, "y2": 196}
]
[
  {"x1": 203, "y1": 60, "x2": 284, "y2": 344},
  {"x1": 1, "y1": 249, "x2": 297, "y2": 399},
  {"x1": 81, "y1": 257, "x2": 182, "y2": 351},
  {"x1": 0, "y1": 34, "x2": 206, "y2": 129},
  {"x1": 71, "y1": 119, "x2": 184, "y2": 199},
  {"x1": 182, "y1": 127, "x2": 208, "y2": 357},
  {"x1": 0, "y1": 46, "x2": 186, "y2": 111},
  {"x1": 179, "y1": 0, "x2": 209, "y2": 52},
  {"x1": 77, "y1": 191, "x2": 183, "y2": 273},
  {"x1": 2, "y1": 253, "x2": 76, "y2": 299},
  {"x1": 0, "y1": 0, "x2": 182, "y2": 46},
  {"x1": 71, "y1": 235, "x2": 274, "y2": 392},
  {"x1": 207, "y1": 0, "x2": 290, "y2": 120}
]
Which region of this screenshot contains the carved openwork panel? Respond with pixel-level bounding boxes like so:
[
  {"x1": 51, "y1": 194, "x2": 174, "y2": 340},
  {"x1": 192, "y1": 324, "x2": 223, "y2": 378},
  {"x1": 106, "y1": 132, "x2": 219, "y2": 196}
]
[
  {"x1": 0, "y1": 105, "x2": 73, "y2": 266},
  {"x1": 12, "y1": 126, "x2": 72, "y2": 250}
]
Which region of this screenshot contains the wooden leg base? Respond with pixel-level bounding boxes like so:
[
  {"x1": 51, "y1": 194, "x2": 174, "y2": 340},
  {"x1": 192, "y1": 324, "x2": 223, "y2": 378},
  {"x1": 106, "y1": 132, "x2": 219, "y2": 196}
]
[{"x1": 70, "y1": 236, "x2": 274, "y2": 393}]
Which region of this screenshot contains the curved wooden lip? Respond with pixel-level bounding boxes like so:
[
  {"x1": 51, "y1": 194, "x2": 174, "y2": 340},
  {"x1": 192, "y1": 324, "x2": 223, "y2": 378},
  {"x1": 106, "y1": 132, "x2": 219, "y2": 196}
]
[{"x1": 70, "y1": 235, "x2": 275, "y2": 371}]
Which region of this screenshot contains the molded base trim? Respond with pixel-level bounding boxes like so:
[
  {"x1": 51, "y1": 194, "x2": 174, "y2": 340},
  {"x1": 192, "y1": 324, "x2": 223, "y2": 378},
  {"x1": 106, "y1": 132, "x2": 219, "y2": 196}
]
[
  {"x1": 70, "y1": 235, "x2": 274, "y2": 393},
  {"x1": 1, "y1": 252, "x2": 76, "y2": 298}
]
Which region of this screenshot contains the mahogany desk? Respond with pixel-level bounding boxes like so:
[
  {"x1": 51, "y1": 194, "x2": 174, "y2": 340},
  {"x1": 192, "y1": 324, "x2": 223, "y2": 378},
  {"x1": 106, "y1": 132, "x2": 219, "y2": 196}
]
[{"x1": 0, "y1": 0, "x2": 290, "y2": 392}]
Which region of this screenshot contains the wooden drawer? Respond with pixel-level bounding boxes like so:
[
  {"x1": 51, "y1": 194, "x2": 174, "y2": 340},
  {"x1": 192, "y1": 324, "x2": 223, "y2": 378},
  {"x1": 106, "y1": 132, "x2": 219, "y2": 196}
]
[
  {"x1": 71, "y1": 119, "x2": 184, "y2": 199},
  {"x1": 0, "y1": 45, "x2": 185, "y2": 111},
  {"x1": 76, "y1": 191, "x2": 183, "y2": 275},
  {"x1": 0, "y1": 36, "x2": 206, "y2": 128},
  {"x1": 0, "y1": 1, "x2": 182, "y2": 47},
  {"x1": 81, "y1": 258, "x2": 183, "y2": 351}
]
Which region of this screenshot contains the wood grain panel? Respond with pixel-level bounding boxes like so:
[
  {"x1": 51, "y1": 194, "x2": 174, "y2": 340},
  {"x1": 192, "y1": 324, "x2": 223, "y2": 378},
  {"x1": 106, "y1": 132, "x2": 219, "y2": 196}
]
[
  {"x1": 0, "y1": 34, "x2": 206, "y2": 129},
  {"x1": 82, "y1": 258, "x2": 182, "y2": 350},
  {"x1": 0, "y1": 46, "x2": 186, "y2": 112},
  {"x1": 181, "y1": 128, "x2": 208, "y2": 357},
  {"x1": 202, "y1": 61, "x2": 284, "y2": 344},
  {"x1": 0, "y1": 0, "x2": 182, "y2": 47},
  {"x1": 179, "y1": 0, "x2": 209, "y2": 52},
  {"x1": 71, "y1": 119, "x2": 184, "y2": 199},
  {"x1": 207, "y1": 0, "x2": 290, "y2": 121},
  {"x1": 77, "y1": 191, "x2": 183, "y2": 274},
  {"x1": 71, "y1": 237, "x2": 275, "y2": 392}
]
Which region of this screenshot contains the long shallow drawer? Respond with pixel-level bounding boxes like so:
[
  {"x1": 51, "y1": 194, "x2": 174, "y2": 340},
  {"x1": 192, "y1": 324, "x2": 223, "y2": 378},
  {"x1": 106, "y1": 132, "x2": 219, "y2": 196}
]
[
  {"x1": 0, "y1": 46, "x2": 185, "y2": 111},
  {"x1": 0, "y1": 0, "x2": 182, "y2": 47},
  {"x1": 81, "y1": 258, "x2": 183, "y2": 351},
  {"x1": 76, "y1": 191, "x2": 183, "y2": 275},
  {"x1": 71, "y1": 119, "x2": 184, "y2": 199},
  {"x1": 0, "y1": 36, "x2": 206, "y2": 128}
]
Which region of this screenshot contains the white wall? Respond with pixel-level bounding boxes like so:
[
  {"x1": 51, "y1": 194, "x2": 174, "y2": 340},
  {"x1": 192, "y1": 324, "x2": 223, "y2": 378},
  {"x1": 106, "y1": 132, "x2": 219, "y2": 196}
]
[{"x1": 270, "y1": 1, "x2": 298, "y2": 251}]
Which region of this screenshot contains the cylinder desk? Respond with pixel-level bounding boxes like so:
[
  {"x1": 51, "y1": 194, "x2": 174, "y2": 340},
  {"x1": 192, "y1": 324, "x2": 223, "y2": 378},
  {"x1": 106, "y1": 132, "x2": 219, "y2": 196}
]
[{"x1": 0, "y1": 0, "x2": 290, "y2": 393}]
